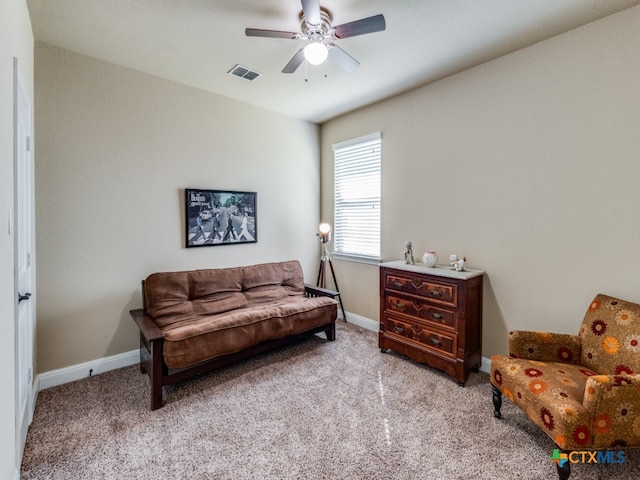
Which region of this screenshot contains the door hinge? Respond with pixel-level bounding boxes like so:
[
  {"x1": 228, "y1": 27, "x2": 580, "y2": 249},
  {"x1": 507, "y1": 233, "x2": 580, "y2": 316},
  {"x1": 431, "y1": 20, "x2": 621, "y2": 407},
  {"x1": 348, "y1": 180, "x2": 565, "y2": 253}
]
[
  {"x1": 28, "y1": 367, "x2": 33, "y2": 384},
  {"x1": 27, "y1": 252, "x2": 32, "y2": 267},
  {"x1": 26, "y1": 135, "x2": 31, "y2": 152}
]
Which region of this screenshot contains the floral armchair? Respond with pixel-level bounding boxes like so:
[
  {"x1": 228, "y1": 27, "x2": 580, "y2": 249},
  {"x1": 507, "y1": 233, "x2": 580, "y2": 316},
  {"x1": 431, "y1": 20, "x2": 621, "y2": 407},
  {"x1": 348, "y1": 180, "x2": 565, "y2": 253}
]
[{"x1": 490, "y1": 294, "x2": 640, "y2": 479}]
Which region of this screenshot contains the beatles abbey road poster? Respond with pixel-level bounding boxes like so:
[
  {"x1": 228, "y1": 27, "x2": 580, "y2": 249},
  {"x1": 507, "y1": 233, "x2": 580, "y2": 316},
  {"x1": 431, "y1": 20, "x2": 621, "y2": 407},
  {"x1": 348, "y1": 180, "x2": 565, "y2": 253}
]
[{"x1": 185, "y1": 189, "x2": 257, "y2": 247}]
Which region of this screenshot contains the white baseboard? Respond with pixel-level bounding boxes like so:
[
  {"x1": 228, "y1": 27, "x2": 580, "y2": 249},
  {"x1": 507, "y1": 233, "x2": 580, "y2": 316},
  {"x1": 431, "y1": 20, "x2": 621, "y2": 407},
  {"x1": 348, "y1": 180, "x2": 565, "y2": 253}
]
[
  {"x1": 480, "y1": 356, "x2": 491, "y2": 374},
  {"x1": 34, "y1": 314, "x2": 374, "y2": 393},
  {"x1": 35, "y1": 313, "x2": 377, "y2": 392},
  {"x1": 35, "y1": 316, "x2": 493, "y2": 393},
  {"x1": 343, "y1": 310, "x2": 379, "y2": 332},
  {"x1": 37, "y1": 349, "x2": 139, "y2": 391},
  {"x1": 345, "y1": 310, "x2": 491, "y2": 374}
]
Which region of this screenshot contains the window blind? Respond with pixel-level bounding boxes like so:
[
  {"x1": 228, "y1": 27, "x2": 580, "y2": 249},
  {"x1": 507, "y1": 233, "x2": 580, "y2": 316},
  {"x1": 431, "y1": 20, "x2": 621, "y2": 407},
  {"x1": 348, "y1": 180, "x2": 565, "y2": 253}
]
[{"x1": 332, "y1": 132, "x2": 381, "y2": 261}]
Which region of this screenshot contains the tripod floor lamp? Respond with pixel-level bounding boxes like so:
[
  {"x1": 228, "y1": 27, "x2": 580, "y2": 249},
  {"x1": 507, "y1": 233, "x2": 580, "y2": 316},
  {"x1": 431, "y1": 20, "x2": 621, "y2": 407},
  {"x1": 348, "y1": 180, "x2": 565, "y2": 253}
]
[{"x1": 316, "y1": 223, "x2": 346, "y2": 321}]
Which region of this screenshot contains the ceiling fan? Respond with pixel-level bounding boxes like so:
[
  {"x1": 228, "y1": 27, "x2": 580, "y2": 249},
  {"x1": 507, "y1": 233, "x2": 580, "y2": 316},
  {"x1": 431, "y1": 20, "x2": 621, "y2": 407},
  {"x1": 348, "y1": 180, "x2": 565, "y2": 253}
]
[{"x1": 245, "y1": 0, "x2": 386, "y2": 74}]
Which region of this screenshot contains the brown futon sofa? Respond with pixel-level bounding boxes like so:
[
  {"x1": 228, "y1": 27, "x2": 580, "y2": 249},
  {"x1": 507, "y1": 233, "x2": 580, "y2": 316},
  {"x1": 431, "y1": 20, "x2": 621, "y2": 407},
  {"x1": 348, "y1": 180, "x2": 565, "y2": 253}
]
[{"x1": 130, "y1": 260, "x2": 339, "y2": 409}]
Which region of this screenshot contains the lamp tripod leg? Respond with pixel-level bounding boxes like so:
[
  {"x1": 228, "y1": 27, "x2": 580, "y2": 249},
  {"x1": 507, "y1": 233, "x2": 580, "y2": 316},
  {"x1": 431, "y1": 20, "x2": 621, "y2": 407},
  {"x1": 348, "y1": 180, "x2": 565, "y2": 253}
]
[
  {"x1": 327, "y1": 258, "x2": 346, "y2": 322},
  {"x1": 316, "y1": 259, "x2": 326, "y2": 288}
]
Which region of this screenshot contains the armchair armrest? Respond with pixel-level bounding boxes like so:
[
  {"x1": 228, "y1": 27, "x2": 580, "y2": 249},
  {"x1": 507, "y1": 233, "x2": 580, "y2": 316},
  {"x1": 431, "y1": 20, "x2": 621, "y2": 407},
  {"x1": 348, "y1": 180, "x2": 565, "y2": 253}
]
[
  {"x1": 304, "y1": 284, "x2": 340, "y2": 299},
  {"x1": 583, "y1": 374, "x2": 640, "y2": 408},
  {"x1": 130, "y1": 308, "x2": 163, "y2": 342},
  {"x1": 582, "y1": 374, "x2": 640, "y2": 449},
  {"x1": 508, "y1": 330, "x2": 582, "y2": 364}
]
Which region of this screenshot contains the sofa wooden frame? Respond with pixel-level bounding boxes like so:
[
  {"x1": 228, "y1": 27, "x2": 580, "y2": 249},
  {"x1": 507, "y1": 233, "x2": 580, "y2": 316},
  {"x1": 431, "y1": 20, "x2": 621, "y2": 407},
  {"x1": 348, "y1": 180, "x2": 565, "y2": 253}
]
[{"x1": 130, "y1": 283, "x2": 339, "y2": 410}]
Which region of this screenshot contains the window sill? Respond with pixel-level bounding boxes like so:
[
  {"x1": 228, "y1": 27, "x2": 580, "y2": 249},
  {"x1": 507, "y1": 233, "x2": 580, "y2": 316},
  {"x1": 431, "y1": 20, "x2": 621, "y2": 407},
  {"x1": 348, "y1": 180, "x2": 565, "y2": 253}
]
[{"x1": 331, "y1": 253, "x2": 382, "y2": 265}]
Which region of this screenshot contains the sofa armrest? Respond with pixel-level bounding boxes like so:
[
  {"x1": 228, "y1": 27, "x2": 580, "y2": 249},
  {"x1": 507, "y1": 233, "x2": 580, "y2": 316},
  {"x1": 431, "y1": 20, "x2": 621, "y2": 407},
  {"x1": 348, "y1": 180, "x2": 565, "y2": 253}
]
[
  {"x1": 130, "y1": 308, "x2": 163, "y2": 342},
  {"x1": 130, "y1": 308, "x2": 165, "y2": 410},
  {"x1": 304, "y1": 284, "x2": 340, "y2": 299},
  {"x1": 508, "y1": 330, "x2": 582, "y2": 364}
]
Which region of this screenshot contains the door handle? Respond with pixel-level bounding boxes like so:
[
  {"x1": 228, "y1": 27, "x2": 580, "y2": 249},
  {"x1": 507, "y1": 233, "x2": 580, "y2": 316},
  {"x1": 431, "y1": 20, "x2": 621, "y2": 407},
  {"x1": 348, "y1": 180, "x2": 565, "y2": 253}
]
[{"x1": 18, "y1": 292, "x2": 31, "y2": 303}]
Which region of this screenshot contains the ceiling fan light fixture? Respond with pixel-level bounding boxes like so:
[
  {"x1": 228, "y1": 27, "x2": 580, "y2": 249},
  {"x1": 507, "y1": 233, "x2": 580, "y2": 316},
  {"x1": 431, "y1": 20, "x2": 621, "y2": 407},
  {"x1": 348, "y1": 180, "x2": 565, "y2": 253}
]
[
  {"x1": 303, "y1": 41, "x2": 328, "y2": 65},
  {"x1": 247, "y1": 3, "x2": 385, "y2": 74}
]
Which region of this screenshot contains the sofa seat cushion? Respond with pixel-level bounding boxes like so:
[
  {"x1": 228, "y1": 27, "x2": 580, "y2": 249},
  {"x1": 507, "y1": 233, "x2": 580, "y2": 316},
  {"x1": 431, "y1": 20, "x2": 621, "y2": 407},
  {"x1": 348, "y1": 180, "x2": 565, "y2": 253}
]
[
  {"x1": 491, "y1": 355, "x2": 599, "y2": 450},
  {"x1": 161, "y1": 296, "x2": 337, "y2": 369}
]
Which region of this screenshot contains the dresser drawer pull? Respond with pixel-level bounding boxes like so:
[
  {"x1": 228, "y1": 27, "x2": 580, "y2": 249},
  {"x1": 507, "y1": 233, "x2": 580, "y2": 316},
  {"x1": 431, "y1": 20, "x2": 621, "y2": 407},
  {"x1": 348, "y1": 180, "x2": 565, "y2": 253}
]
[
  {"x1": 431, "y1": 312, "x2": 443, "y2": 320},
  {"x1": 394, "y1": 325, "x2": 405, "y2": 334},
  {"x1": 393, "y1": 281, "x2": 404, "y2": 288},
  {"x1": 394, "y1": 301, "x2": 405, "y2": 311},
  {"x1": 430, "y1": 337, "x2": 442, "y2": 347},
  {"x1": 430, "y1": 290, "x2": 442, "y2": 297}
]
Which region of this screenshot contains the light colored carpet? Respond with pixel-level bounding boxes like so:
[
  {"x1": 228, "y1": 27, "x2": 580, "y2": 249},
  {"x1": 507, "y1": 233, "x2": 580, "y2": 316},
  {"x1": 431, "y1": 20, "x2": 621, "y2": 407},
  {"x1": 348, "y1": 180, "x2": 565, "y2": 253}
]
[{"x1": 22, "y1": 322, "x2": 638, "y2": 479}]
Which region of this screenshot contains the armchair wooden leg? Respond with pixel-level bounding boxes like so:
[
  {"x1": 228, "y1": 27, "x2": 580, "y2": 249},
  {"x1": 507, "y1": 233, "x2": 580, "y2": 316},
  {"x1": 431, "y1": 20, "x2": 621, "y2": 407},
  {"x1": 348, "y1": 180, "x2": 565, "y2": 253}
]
[
  {"x1": 492, "y1": 384, "x2": 503, "y2": 419},
  {"x1": 556, "y1": 456, "x2": 571, "y2": 480}
]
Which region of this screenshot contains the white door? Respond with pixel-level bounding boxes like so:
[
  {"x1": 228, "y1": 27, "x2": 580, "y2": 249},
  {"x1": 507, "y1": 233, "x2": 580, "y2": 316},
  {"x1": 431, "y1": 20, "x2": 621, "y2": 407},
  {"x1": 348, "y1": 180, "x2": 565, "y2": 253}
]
[{"x1": 15, "y1": 59, "x2": 34, "y2": 459}]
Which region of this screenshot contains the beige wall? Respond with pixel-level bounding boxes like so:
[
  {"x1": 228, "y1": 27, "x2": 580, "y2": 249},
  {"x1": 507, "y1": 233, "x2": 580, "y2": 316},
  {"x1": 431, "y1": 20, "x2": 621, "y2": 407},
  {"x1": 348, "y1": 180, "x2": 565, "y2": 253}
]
[
  {"x1": 29, "y1": 2, "x2": 640, "y2": 377},
  {"x1": 1, "y1": 0, "x2": 34, "y2": 476},
  {"x1": 34, "y1": 44, "x2": 321, "y2": 373},
  {"x1": 321, "y1": 6, "x2": 640, "y2": 357}
]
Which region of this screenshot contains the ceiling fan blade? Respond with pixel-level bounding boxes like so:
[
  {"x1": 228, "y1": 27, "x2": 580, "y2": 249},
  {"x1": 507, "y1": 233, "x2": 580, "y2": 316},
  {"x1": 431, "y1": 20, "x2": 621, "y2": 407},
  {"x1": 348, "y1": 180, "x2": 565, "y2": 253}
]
[
  {"x1": 327, "y1": 43, "x2": 359, "y2": 72},
  {"x1": 301, "y1": 0, "x2": 322, "y2": 27},
  {"x1": 333, "y1": 14, "x2": 386, "y2": 39},
  {"x1": 245, "y1": 28, "x2": 300, "y2": 39},
  {"x1": 282, "y1": 49, "x2": 305, "y2": 74}
]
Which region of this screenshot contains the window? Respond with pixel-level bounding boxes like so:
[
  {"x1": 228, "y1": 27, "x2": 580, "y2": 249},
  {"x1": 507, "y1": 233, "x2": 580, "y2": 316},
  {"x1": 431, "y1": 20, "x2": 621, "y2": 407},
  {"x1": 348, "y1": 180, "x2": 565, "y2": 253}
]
[{"x1": 332, "y1": 132, "x2": 381, "y2": 261}]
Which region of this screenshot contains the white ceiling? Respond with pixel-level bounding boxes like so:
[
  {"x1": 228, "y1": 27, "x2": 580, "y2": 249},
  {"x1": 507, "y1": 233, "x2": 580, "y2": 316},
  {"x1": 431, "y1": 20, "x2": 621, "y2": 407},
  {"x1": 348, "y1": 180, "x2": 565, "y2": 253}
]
[{"x1": 27, "y1": 0, "x2": 640, "y2": 123}]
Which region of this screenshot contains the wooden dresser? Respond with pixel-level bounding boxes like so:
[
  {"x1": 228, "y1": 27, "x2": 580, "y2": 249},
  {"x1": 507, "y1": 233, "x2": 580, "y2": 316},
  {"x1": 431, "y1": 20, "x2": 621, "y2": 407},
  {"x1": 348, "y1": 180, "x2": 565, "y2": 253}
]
[{"x1": 379, "y1": 261, "x2": 484, "y2": 385}]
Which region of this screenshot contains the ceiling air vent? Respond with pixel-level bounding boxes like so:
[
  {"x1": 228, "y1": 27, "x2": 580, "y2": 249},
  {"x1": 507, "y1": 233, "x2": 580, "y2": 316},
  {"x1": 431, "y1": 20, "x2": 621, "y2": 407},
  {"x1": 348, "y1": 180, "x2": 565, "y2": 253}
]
[{"x1": 228, "y1": 64, "x2": 262, "y2": 82}]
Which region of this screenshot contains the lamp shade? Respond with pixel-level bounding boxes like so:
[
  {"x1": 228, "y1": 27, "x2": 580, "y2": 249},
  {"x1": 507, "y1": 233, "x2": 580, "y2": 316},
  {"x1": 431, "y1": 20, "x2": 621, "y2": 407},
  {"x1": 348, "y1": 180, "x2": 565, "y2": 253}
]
[
  {"x1": 318, "y1": 223, "x2": 332, "y2": 242},
  {"x1": 304, "y1": 42, "x2": 328, "y2": 65}
]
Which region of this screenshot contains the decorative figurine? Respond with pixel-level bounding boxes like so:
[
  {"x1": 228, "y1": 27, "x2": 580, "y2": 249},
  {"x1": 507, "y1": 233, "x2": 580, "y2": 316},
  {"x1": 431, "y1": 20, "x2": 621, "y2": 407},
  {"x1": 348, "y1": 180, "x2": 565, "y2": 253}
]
[
  {"x1": 404, "y1": 240, "x2": 415, "y2": 265},
  {"x1": 449, "y1": 254, "x2": 467, "y2": 271}
]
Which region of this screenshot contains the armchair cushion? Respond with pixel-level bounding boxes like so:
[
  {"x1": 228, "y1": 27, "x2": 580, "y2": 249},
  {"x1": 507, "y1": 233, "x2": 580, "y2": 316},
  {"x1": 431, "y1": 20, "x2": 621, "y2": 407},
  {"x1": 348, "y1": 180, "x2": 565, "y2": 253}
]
[{"x1": 491, "y1": 355, "x2": 597, "y2": 450}]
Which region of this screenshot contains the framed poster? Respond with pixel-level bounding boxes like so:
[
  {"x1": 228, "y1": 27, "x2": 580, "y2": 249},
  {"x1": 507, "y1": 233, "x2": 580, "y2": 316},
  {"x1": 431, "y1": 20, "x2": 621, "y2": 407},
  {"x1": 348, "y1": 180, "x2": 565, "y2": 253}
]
[{"x1": 185, "y1": 188, "x2": 257, "y2": 247}]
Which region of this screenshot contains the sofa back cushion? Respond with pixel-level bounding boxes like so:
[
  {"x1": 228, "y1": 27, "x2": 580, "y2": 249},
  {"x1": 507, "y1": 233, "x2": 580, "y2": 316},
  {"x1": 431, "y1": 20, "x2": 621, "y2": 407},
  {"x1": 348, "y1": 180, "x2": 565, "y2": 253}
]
[
  {"x1": 143, "y1": 260, "x2": 306, "y2": 328},
  {"x1": 242, "y1": 260, "x2": 305, "y2": 305},
  {"x1": 580, "y1": 293, "x2": 640, "y2": 375}
]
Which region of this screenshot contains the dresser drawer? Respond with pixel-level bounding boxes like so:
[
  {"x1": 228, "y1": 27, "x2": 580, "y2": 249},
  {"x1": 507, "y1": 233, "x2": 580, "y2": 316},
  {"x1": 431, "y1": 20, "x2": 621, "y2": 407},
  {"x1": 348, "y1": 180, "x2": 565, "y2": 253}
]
[
  {"x1": 385, "y1": 294, "x2": 456, "y2": 329},
  {"x1": 384, "y1": 273, "x2": 456, "y2": 306},
  {"x1": 383, "y1": 316, "x2": 456, "y2": 357}
]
